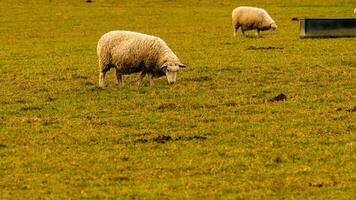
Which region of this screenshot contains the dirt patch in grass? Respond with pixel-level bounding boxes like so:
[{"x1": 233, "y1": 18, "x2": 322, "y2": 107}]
[
  {"x1": 135, "y1": 135, "x2": 207, "y2": 144},
  {"x1": 191, "y1": 103, "x2": 218, "y2": 109},
  {"x1": 309, "y1": 182, "x2": 324, "y2": 188},
  {"x1": 224, "y1": 101, "x2": 238, "y2": 107},
  {"x1": 247, "y1": 46, "x2": 284, "y2": 50},
  {"x1": 336, "y1": 106, "x2": 355, "y2": 112},
  {"x1": 269, "y1": 93, "x2": 287, "y2": 102},
  {"x1": 72, "y1": 74, "x2": 88, "y2": 80},
  {"x1": 19, "y1": 106, "x2": 42, "y2": 111},
  {"x1": 346, "y1": 106, "x2": 356, "y2": 112},
  {"x1": 85, "y1": 82, "x2": 95, "y2": 86},
  {"x1": 46, "y1": 97, "x2": 56, "y2": 102},
  {"x1": 156, "y1": 103, "x2": 179, "y2": 111}
]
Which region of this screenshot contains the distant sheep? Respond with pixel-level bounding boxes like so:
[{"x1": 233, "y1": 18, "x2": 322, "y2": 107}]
[
  {"x1": 232, "y1": 6, "x2": 277, "y2": 37},
  {"x1": 97, "y1": 31, "x2": 186, "y2": 87}
]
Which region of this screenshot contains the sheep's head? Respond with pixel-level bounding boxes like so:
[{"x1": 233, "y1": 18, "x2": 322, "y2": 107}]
[
  {"x1": 271, "y1": 22, "x2": 277, "y2": 33},
  {"x1": 161, "y1": 62, "x2": 186, "y2": 84}
]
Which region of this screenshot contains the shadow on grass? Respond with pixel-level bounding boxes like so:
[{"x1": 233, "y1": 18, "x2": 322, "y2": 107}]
[{"x1": 89, "y1": 86, "x2": 105, "y2": 92}]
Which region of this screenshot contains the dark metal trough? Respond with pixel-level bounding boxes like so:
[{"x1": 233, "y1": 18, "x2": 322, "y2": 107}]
[{"x1": 300, "y1": 18, "x2": 356, "y2": 38}]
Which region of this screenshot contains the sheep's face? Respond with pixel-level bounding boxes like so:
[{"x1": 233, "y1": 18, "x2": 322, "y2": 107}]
[
  {"x1": 162, "y1": 63, "x2": 186, "y2": 84},
  {"x1": 271, "y1": 23, "x2": 277, "y2": 33}
]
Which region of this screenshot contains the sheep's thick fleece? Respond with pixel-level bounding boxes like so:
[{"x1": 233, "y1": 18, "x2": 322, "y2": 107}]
[
  {"x1": 232, "y1": 6, "x2": 277, "y2": 36},
  {"x1": 97, "y1": 31, "x2": 184, "y2": 87}
]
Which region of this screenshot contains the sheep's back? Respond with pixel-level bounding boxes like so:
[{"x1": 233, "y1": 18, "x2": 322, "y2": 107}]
[
  {"x1": 233, "y1": 7, "x2": 274, "y2": 27},
  {"x1": 111, "y1": 37, "x2": 161, "y2": 67},
  {"x1": 233, "y1": 7, "x2": 264, "y2": 26},
  {"x1": 99, "y1": 31, "x2": 169, "y2": 69},
  {"x1": 97, "y1": 31, "x2": 149, "y2": 56}
]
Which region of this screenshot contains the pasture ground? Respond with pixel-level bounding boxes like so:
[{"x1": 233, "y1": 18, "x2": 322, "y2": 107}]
[{"x1": 0, "y1": 0, "x2": 355, "y2": 199}]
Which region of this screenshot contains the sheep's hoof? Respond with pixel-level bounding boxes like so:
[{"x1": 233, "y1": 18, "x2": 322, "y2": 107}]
[{"x1": 98, "y1": 82, "x2": 105, "y2": 87}]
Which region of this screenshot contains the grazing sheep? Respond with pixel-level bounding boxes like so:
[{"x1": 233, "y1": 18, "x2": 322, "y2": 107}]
[
  {"x1": 232, "y1": 6, "x2": 277, "y2": 37},
  {"x1": 97, "y1": 31, "x2": 186, "y2": 87}
]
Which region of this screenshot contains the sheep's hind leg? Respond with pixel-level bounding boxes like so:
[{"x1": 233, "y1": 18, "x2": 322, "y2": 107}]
[{"x1": 115, "y1": 68, "x2": 124, "y2": 87}]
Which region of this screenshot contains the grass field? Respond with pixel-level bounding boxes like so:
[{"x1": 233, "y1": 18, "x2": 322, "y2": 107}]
[{"x1": 0, "y1": 0, "x2": 355, "y2": 199}]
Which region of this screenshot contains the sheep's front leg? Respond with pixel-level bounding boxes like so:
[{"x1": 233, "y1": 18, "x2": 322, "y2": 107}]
[
  {"x1": 148, "y1": 73, "x2": 154, "y2": 86},
  {"x1": 115, "y1": 69, "x2": 124, "y2": 87},
  {"x1": 136, "y1": 71, "x2": 146, "y2": 86},
  {"x1": 241, "y1": 28, "x2": 245, "y2": 36},
  {"x1": 99, "y1": 71, "x2": 106, "y2": 87},
  {"x1": 98, "y1": 61, "x2": 110, "y2": 87},
  {"x1": 233, "y1": 25, "x2": 237, "y2": 37},
  {"x1": 255, "y1": 29, "x2": 260, "y2": 37},
  {"x1": 233, "y1": 22, "x2": 240, "y2": 37},
  {"x1": 234, "y1": 27, "x2": 240, "y2": 37}
]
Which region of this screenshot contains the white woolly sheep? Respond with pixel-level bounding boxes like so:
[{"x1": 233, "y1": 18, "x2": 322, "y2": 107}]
[
  {"x1": 97, "y1": 31, "x2": 186, "y2": 87},
  {"x1": 232, "y1": 6, "x2": 277, "y2": 37}
]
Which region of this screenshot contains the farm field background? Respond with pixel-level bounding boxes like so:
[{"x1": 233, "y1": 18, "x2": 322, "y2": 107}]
[{"x1": 0, "y1": 0, "x2": 355, "y2": 199}]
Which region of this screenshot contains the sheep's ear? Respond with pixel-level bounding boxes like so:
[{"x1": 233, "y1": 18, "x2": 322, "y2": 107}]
[{"x1": 179, "y1": 64, "x2": 186, "y2": 68}]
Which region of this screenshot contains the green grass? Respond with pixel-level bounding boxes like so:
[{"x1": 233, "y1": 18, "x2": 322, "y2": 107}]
[{"x1": 0, "y1": 0, "x2": 355, "y2": 199}]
